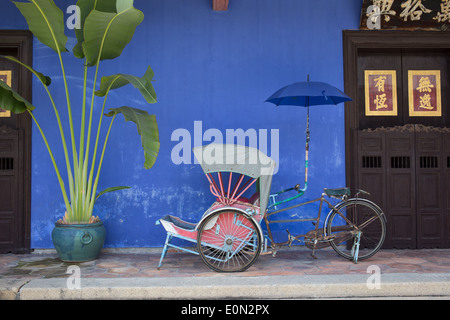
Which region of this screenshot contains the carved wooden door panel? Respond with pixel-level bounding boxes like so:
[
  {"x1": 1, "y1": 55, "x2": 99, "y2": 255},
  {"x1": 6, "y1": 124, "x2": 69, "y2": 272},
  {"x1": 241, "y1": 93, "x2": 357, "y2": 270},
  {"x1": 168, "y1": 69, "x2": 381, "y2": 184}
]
[
  {"x1": 0, "y1": 126, "x2": 20, "y2": 252},
  {"x1": 445, "y1": 133, "x2": 450, "y2": 247},
  {"x1": 356, "y1": 126, "x2": 450, "y2": 249},
  {"x1": 386, "y1": 130, "x2": 416, "y2": 248},
  {"x1": 415, "y1": 130, "x2": 445, "y2": 248},
  {"x1": 0, "y1": 31, "x2": 33, "y2": 253}
]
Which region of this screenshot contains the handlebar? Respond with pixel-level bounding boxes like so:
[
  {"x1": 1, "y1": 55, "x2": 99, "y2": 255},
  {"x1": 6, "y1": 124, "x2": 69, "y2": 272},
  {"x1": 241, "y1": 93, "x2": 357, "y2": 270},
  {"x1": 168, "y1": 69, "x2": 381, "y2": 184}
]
[
  {"x1": 268, "y1": 184, "x2": 305, "y2": 209},
  {"x1": 356, "y1": 189, "x2": 370, "y2": 196}
]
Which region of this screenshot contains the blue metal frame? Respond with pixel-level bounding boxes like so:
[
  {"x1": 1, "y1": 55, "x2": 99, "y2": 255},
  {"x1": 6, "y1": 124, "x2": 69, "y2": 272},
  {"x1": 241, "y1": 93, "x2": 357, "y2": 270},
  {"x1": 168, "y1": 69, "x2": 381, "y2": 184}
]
[{"x1": 156, "y1": 207, "x2": 263, "y2": 269}]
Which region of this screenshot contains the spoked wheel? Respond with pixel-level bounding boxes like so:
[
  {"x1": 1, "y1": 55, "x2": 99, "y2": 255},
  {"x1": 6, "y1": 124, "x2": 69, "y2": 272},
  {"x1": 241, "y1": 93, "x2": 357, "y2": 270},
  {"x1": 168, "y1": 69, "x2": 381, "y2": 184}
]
[
  {"x1": 196, "y1": 209, "x2": 262, "y2": 272},
  {"x1": 325, "y1": 199, "x2": 386, "y2": 261}
]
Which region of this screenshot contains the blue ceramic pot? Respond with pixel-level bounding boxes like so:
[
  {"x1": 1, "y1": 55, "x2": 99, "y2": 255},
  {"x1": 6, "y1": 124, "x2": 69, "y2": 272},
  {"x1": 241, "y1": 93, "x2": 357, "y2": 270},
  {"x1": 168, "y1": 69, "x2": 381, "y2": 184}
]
[{"x1": 51, "y1": 221, "x2": 106, "y2": 262}]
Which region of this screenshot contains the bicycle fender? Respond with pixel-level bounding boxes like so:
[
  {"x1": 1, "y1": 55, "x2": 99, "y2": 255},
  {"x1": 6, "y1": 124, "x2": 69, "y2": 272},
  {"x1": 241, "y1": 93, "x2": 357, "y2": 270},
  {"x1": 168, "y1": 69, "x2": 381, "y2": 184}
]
[
  {"x1": 195, "y1": 206, "x2": 264, "y2": 239},
  {"x1": 322, "y1": 197, "x2": 387, "y2": 233}
]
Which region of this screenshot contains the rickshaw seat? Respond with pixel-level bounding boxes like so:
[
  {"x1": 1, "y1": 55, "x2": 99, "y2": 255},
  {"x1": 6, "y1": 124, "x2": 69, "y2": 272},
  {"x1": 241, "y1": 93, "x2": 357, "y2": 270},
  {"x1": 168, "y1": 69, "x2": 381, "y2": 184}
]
[
  {"x1": 324, "y1": 187, "x2": 350, "y2": 197},
  {"x1": 160, "y1": 214, "x2": 197, "y2": 230}
]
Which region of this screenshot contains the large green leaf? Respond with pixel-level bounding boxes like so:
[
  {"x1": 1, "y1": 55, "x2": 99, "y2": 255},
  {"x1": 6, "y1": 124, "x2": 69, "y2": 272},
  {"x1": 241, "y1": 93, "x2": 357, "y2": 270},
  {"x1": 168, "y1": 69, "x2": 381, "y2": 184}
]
[
  {"x1": 0, "y1": 55, "x2": 51, "y2": 86},
  {"x1": 82, "y1": 1, "x2": 144, "y2": 66},
  {"x1": 95, "y1": 66, "x2": 156, "y2": 104},
  {"x1": 0, "y1": 81, "x2": 35, "y2": 114},
  {"x1": 13, "y1": 0, "x2": 67, "y2": 53},
  {"x1": 73, "y1": 0, "x2": 117, "y2": 58},
  {"x1": 105, "y1": 107, "x2": 159, "y2": 169}
]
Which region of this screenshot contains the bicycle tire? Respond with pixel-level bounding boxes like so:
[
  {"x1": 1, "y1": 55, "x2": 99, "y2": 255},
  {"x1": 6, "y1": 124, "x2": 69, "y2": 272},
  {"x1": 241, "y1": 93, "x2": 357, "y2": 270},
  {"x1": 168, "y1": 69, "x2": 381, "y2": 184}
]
[
  {"x1": 325, "y1": 199, "x2": 386, "y2": 261},
  {"x1": 196, "y1": 209, "x2": 262, "y2": 272}
]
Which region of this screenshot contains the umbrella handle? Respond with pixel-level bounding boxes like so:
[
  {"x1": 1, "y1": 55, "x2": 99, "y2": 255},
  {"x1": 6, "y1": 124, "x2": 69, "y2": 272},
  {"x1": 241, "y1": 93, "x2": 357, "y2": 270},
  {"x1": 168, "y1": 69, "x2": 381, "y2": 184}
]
[
  {"x1": 302, "y1": 106, "x2": 310, "y2": 192},
  {"x1": 303, "y1": 139, "x2": 308, "y2": 192}
]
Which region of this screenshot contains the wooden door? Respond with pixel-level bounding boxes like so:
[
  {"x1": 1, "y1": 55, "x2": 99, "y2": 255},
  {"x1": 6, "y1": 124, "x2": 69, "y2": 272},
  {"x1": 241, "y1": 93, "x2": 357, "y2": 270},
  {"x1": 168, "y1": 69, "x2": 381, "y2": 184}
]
[
  {"x1": 344, "y1": 31, "x2": 450, "y2": 249},
  {"x1": 444, "y1": 133, "x2": 450, "y2": 247},
  {"x1": 386, "y1": 130, "x2": 416, "y2": 248},
  {"x1": 0, "y1": 31, "x2": 33, "y2": 253},
  {"x1": 415, "y1": 130, "x2": 444, "y2": 248}
]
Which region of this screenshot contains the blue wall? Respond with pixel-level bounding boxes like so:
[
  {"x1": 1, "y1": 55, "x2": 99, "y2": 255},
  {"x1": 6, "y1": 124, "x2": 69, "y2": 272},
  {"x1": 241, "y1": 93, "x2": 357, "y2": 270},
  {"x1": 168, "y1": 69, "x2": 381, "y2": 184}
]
[{"x1": 0, "y1": 0, "x2": 361, "y2": 248}]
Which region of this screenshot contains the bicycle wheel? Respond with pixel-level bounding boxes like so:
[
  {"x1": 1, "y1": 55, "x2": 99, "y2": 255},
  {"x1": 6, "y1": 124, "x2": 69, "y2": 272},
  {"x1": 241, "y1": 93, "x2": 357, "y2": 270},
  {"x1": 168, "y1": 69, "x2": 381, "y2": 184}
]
[
  {"x1": 325, "y1": 199, "x2": 386, "y2": 261},
  {"x1": 196, "y1": 209, "x2": 262, "y2": 272}
]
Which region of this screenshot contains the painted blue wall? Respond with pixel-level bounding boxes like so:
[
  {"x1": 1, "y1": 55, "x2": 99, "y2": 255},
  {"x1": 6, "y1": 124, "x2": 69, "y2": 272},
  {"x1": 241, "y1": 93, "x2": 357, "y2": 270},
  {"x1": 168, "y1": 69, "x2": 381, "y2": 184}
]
[{"x1": 0, "y1": 0, "x2": 361, "y2": 248}]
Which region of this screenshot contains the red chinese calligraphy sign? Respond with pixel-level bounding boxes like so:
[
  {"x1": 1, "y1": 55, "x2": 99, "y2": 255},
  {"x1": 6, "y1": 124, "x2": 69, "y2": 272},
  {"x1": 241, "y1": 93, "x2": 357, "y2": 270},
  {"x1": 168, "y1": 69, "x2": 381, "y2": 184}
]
[
  {"x1": 408, "y1": 70, "x2": 441, "y2": 117},
  {"x1": 365, "y1": 70, "x2": 398, "y2": 116},
  {"x1": 0, "y1": 70, "x2": 12, "y2": 118}
]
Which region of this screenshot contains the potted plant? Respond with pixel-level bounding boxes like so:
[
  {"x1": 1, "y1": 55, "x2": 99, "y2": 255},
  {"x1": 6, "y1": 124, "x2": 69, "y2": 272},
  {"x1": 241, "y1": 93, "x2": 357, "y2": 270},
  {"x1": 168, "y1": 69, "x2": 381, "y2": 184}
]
[{"x1": 0, "y1": 0, "x2": 159, "y2": 262}]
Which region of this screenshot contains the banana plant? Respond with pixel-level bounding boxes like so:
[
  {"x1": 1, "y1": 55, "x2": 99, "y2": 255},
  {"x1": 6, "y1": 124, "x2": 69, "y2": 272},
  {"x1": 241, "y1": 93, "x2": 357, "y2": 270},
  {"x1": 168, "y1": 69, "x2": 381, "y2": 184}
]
[{"x1": 0, "y1": 0, "x2": 159, "y2": 223}]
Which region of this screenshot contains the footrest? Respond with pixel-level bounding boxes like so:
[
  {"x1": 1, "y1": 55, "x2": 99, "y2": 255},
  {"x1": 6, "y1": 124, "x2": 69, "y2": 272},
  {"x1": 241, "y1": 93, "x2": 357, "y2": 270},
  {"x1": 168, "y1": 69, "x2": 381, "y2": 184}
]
[
  {"x1": 159, "y1": 215, "x2": 197, "y2": 231},
  {"x1": 324, "y1": 187, "x2": 350, "y2": 197}
]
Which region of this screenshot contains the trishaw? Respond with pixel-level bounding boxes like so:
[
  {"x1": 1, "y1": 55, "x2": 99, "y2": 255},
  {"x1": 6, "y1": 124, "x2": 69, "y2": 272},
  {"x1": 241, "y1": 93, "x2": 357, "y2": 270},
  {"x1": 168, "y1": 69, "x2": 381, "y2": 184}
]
[{"x1": 156, "y1": 143, "x2": 386, "y2": 273}]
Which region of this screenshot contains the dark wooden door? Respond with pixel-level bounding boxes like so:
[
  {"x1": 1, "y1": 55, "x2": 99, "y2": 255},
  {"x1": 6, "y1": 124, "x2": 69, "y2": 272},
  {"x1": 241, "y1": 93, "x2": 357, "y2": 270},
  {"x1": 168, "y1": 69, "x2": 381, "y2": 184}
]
[
  {"x1": 0, "y1": 31, "x2": 33, "y2": 253},
  {"x1": 401, "y1": 50, "x2": 450, "y2": 128},
  {"x1": 344, "y1": 31, "x2": 450, "y2": 249},
  {"x1": 355, "y1": 127, "x2": 450, "y2": 249},
  {"x1": 415, "y1": 130, "x2": 445, "y2": 248},
  {"x1": 386, "y1": 130, "x2": 416, "y2": 248},
  {"x1": 445, "y1": 133, "x2": 450, "y2": 247}
]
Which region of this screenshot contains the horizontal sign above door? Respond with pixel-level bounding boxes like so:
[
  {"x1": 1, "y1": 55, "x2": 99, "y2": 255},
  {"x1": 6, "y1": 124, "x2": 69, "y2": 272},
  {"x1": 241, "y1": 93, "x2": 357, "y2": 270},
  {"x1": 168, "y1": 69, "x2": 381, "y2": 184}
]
[{"x1": 360, "y1": 0, "x2": 450, "y2": 30}]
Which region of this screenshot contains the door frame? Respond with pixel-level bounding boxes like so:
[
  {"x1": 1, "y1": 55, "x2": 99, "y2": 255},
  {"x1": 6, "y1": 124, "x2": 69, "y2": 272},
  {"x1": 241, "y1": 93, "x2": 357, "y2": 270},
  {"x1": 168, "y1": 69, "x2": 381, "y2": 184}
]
[
  {"x1": 0, "y1": 30, "x2": 33, "y2": 253},
  {"x1": 342, "y1": 30, "x2": 450, "y2": 191}
]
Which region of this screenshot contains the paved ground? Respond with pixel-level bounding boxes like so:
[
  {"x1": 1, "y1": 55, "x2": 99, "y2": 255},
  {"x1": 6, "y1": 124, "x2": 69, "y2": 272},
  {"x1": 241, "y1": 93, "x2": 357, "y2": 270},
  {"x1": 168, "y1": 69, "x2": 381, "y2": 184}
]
[
  {"x1": 1, "y1": 248, "x2": 449, "y2": 279},
  {"x1": 1, "y1": 247, "x2": 450, "y2": 301}
]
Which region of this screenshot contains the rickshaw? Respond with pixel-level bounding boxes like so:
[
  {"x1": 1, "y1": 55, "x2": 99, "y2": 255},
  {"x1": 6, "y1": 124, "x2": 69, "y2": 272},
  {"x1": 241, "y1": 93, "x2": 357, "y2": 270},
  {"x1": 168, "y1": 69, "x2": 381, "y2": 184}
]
[{"x1": 156, "y1": 143, "x2": 386, "y2": 273}]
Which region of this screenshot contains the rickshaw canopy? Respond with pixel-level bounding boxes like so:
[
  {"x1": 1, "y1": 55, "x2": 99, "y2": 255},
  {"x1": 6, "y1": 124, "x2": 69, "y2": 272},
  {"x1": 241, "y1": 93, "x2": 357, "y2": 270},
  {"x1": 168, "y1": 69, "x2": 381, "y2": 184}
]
[{"x1": 193, "y1": 143, "x2": 277, "y2": 213}]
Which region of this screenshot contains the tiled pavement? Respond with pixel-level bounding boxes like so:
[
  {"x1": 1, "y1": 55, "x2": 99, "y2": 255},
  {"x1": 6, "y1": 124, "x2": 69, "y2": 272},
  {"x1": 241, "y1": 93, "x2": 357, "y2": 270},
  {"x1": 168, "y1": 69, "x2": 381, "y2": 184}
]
[{"x1": 1, "y1": 247, "x2": 449, "y2": 280}]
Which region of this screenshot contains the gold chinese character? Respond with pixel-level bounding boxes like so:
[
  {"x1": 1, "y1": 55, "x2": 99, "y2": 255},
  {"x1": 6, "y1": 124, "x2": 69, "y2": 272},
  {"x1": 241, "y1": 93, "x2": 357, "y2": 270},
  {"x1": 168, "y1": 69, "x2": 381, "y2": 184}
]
[
  {"x1": 368, "y1": 0, "x2": 396, "y2": 22},
  {"x1": 419, "y1": 94, "x2": 433, "y2": 110},
  {"x1": 400, "y1": 0, "x2": 432, "y2": 21},
  {"x1": 434, "y1": 0, "x2": 450, "y2": 22},
  {"x1": 374, "y1": 75, "x2": 387, "y2": 92},
  {"x1": 416, "y1": 76, "x2": 434, "y2": 93},
  {"x1": 374, "y1": 94, "x2": 388, "y2": 110}
]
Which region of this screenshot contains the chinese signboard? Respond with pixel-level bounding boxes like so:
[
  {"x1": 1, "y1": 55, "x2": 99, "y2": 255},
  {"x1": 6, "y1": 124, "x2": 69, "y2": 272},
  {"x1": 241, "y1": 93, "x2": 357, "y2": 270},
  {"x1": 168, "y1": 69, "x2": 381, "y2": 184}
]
[
  {"x1": 0, "y1": 70, "x2": 12, "y2": 118},
  {"x1": 408, "y1": 70, "x2": 441, "y2": 117},
  {"x1": 365, "y1": 70, "x2": 398, "y2": 116},
  {"x1": 360, "y1": 0, "x2": 450, "y2": 30}
]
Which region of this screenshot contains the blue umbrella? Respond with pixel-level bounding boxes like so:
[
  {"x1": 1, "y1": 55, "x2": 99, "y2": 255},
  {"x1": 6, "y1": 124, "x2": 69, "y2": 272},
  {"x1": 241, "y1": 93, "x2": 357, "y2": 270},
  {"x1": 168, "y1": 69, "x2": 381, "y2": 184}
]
[
  {"x1": 265, "y1": 77, "x2": 352, "y2": 194},
  {"x1": 265, "y1": 80, "x2": 352, "y2": 107}
]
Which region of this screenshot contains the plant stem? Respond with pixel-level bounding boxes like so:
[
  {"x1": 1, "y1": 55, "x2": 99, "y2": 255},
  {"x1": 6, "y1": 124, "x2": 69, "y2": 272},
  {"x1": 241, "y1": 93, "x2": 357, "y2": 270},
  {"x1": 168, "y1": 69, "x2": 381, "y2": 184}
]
[
  {"x1": 6, "y1": 56, "x2": 76, "y2": 220},
  {"x1": 81, "y1": 61, "x2": 101, "y2": 222},
  {"x1": 89, "y1": 114, "x2": 117, "y2": 215},
  {"x1": 42, "y1": 83, "x2": 75, "y2": 220},
  {"x1": 57, "y1": 54, "x2": 80, "y2": 221},
  {"x1": 78, "y1": 61, "x2": 88, "y2": 221},
  {"x1": 30, "y1": 0, "x2": 77, "y2": 219},
  {"x1": 85, "y1": 77, "x2": 119, "y2": 216},
  {"x1": 28, "y1": 110, "x2": 71, "y2": 215}
]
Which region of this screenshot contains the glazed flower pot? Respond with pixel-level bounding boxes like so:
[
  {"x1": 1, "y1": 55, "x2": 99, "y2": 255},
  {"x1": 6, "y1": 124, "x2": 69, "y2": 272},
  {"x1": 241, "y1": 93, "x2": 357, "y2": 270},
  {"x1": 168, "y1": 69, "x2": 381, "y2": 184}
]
[{"x1": 51, "y1": 221, "x2": 106, "y2": 262}]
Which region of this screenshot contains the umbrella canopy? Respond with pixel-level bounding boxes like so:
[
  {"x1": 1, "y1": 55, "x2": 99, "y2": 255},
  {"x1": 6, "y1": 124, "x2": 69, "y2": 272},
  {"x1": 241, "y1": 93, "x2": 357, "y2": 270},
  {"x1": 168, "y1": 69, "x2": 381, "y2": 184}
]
[
  {"x1": 265, "y1": 79, "x2": 351, "y2": 195},
  {"x1": 265, "y1": 81, "x2": 351, "y2": 107}
]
